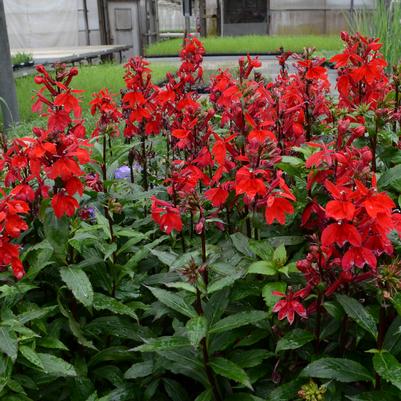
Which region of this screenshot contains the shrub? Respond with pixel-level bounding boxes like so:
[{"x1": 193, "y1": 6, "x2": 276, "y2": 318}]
[{"x1": 1, "y1": 32, "x2": 401, "y2": 401}]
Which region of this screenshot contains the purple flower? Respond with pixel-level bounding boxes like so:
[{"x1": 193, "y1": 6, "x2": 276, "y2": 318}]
[{"x1": 114, "y1": 166, "x2": 131, "y2": 179}]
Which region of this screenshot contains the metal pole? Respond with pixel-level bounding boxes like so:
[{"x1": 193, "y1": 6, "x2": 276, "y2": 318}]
[
  {"x1": 0, "y1": 0, "x2": 19, "y2": 131},
  {"x1": 199, "y1": 0, "x2": 207, "y2": 36},
  {"x1": 83, "y1": 0, "x2": 91, "y2": 45},
  {"x1": 220, "y1": 0, "x2": 224, "y2": 36}
]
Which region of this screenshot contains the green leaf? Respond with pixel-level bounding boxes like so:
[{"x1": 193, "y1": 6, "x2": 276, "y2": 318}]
[
  {"x1": 37, "y1": 353, "x2": 77, "y2": 377},
  {"x1": 186, "y1": 316, "x2": 207, "y2": 348},
  {"x1": 194, "y1": 389, "x2": 212, "y2": 401},
  {"x1": 262, "y1": 282, "x2": 287, "y2": 311},
  {"x1": 268, "y1": 378, "x2": 305, "y2": 401},
  {"x1": 247, "y1": 261, "x2": 276, "y2": 275},
  {"x1": 378, "y1": 165, "x2": 401, "y2": 190},
  {"x1": 44, "y1": 212, "x2": 69, "y2": 263},
  {"x1": 60, "y1": 267, "x2": 94, "y2": 308},
  {"x1": 346, "y1": 391, "x2": 400, "y2": 401},
  {"x1": 230, "y1": 349, "x2": 273, "y2": 368},
  {"x1": 231, "y1": 233, "x2": 254, "y2": 257},
  {"x1": 93, "y1": 293, "x2": 137, "y2": 320},
  {"x1": 209, "y1": 310, "x2": 267, "y2": 334},
  {"x1": 0, "y1": 327, "x2": 17, "y2": 361},
  {"x1": 209, "y1": 357, "x2": 252, "y2": 389},
  {"x1": 273, "y1": 244, "x2": 287, "y2": 267},
  {"x1": 373, "y1": 351, "x2": 401, "y2": 390},
  {"x1": 207, "y1": 271, "x2": 243, "y2": 294},
  {"x1": 336, "y1": 294, "x2": 378, "y2": 339},
  {"x1": 38, "y1": 337, "x2": 68, "y2": 351},
  {"x1": 276, "y1": 329, "x2": 314, "y2": 352},
  {"x1": 124, "y1": 360, "x2": 153, "y2": 379},
  {"x1": 204, "y1": 288, "x2": 230, "y2": 327},
  {"x1": 95, "y1": 209, "x2": 112, "y2": 240},
  {"x1": 248, "y1": 239, "x2": 273, "y2": 261},
  {"x1": 146, "y1": 286, "x2": 197, "y2": 318},
  {"x1": 19, "y1": 345, "x2": 44, "y2": 369},
  {"x1": 391, "y1": 293, "x2": 401, "y2": 316},
  {"x1": 301, "y1": 357, "x2": 374, "y2": 382},
  {"x1": 134, "y1": 336, "x2": 191, "y2": 352}
]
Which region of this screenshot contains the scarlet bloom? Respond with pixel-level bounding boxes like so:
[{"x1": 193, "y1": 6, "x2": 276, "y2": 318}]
[
  {"x1": 51, "y1": 192, "x2": 79, "y2": 218},
  {"x1": 321, "y1": 222, "x2": 362, "y2": 247},
  {"x1": 325, "y1": 200, "x2": 355, "y2": 221},
  {"x1": 272, "y1": 290, "x2": 307, "y2": 325},
  {"x1": 265, "y1": 196, "x2": 294, "y2": 225},
  {"x1": 204, "y1": 187, "x2": 229, "y2": 207},
  {"x1": 235, "y1": 167, "x2": 267, "y2": 200},
  {"x1": 151, "y1": 196, "x2": 183, "y2": 235}
]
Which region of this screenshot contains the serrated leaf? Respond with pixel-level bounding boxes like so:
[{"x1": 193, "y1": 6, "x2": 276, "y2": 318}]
[
  {"x1": 268, "y1": 377, "x2": 305, "y2": 401},
  {"x1": 186, "y1": 316, "x2": 207, "y2": 348},
  {"x1": 146, "y1": 286, "x2": 196, "y2": 318},
  {"x1": 207, "y1": 271, "x2": 243, "y2": 294},
  {"x1": 93, "y1": 293, "x2": 137, "y2": 320},
  {"x1": 194, "y1": 389, "x2": 212, "y2": 401},
  {"x1": 60, "y1": 267, "x2": 93, "y2": 308},
  {"x1": 262, "y1": 282, "x2": 287, "y2": 311},
  {"x1": 231, "y1": 233, "x2": 254, "y2": 257},
  {"x1": 124, "y1": 360, "x2": 153, "y2": 379},
  {"x1": 273, "y1": 244, "x2": 287, "y2": 267},
  {"x1": 230, "y1": 349, "x2": 273, "y2": 368},
  {"x1": 38, "y1": 337, "x2": 68, "y2": 351},
  {"x1": 247, "y1": 261, "x2": 276, "y2": 275},
  {"x1": 301, "y1": 357, "x2": 374, "y2": 382},
  {"x1": 37, "y1": 353, "x2": 77, "y2": 377},
  {"x1": 373, "y1": 351, "x2": 401, "y2": 390},
  {"x1": 336, "y1": 294, "x2": 378, "y2": 339},
  {"x1": 378, "y1": 165, "x2": 401, "y2": 190},
  {"x1": 346, "y1": 390, "x2": 400, "y2": 401},
  {"x1": 134, "y1": 336, "x2": 191, "y2": 352},
  {"x1": 276, "y1": 329, "x2": 314, "y2": 352},
  {"x1": 0, "y1": 327, "x2": 17, "y2": 361},
  {"x1": 209, "y1": 357, "x2": 252, "y2": 389},
  {"x1": 19, "y1": 345, "x2": 44, "y2": 370},
  {"x1": 209, "y1": 310, "x2": 267, "y2": 334}
]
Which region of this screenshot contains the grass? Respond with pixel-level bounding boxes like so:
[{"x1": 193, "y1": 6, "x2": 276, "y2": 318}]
[
  {"x1": 145, "y1": 34, "x2": 343, "y2": 56},
  {"x1": 13, "y1": 62, "x2": 175, "y2": 123}
]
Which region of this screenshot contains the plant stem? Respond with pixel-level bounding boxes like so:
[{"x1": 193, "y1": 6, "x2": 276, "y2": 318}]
[
  {"x1": 314, "y1": 291, "x2": 323, "y2": 353},
  {"x1": 200, "y1": 228, "x2": 208, "y2": 285},
  {"x1": 141, "y1": 131, "x2": 149, "y2": 191},
  {"x1": 375, "y1": 304, "x2": 387, "y2": 389}
]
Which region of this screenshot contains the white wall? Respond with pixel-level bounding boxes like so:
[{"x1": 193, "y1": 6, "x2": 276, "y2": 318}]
[
  {"x1": 4, "y1": 0, "x2": 79, "y2": 49},
  {"x1": 78, "y1": 0, "x2": 101, "y2": 45}
]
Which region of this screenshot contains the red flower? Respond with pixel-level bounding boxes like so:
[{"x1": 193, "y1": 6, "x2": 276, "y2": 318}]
[
  {"x1": 204, "y1": 187, "x2": 229, "y2": 207},
  {"x1": 151, "y1": 196, "x2": 183, "y2": 235},
  {"x1": 265, "y1": 196, "x2": 294, "y2": 225},
  {"x1": 272, "y1": 290, "x2": 307, "y2": 325},
  {"x1": 235, "y1": 167, "x2": 267, "y2": 200},
  {"x1": 51, "y1": 192, "x2": 79, "y2": 218},
  {"x1": 321, "y1": 222, "x2": 362, "y2": 247}
]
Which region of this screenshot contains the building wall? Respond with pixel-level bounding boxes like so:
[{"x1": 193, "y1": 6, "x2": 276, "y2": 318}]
[
  {"x1": 78, "y1": 0, "x2": 101, "y2": 45},
  {"x1": 207, "y1": 0, "x2": 375, "y2": 36},
  {"x1": 269, "y1": 0, "x2": 375, "y2": 35},
  {"x1": 4, "y1": 0, "x2": 80, "y2": 48}
]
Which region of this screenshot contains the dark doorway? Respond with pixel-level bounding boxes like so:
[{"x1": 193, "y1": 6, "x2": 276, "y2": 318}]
[{"x1": 223, "y1": 0, "x2": 268, "y2": 35}]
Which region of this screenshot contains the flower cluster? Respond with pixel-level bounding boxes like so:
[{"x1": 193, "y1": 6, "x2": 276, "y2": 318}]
[{"x1": 0, "y1": 64, "x2": 91, "y2": 277}]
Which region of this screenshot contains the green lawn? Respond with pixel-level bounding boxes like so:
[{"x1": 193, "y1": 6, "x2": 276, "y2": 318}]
[
  {"x1": 145, "y1": 34, "x2": 343, "y2": 56},
  {"x1": 14, "y1": 62, "x2": 175, "y2": 123}
]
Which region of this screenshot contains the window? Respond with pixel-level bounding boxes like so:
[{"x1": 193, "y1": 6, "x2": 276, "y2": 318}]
[{"x1": 224, "y1": 0, "x2": 267, "y2": 24}]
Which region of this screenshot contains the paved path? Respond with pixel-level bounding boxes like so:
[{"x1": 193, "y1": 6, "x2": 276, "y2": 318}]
[{"x1": 149, "y1": 55, "x2": 338, "y2": 89}]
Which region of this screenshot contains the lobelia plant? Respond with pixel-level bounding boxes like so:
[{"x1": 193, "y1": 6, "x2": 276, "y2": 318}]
[{"x1": 1, "y1": 32, "x2": 401, "y2": 401}]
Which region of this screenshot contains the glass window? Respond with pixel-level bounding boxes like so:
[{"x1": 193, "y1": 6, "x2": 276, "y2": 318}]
[{"x1": 224, "y1": 0, "x2": 267, "y2": 24}]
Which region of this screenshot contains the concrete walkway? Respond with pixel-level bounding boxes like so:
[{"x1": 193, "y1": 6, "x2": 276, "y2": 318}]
[{"x1": 149, "y1": 55, "x2": 338, "y2": 88}]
